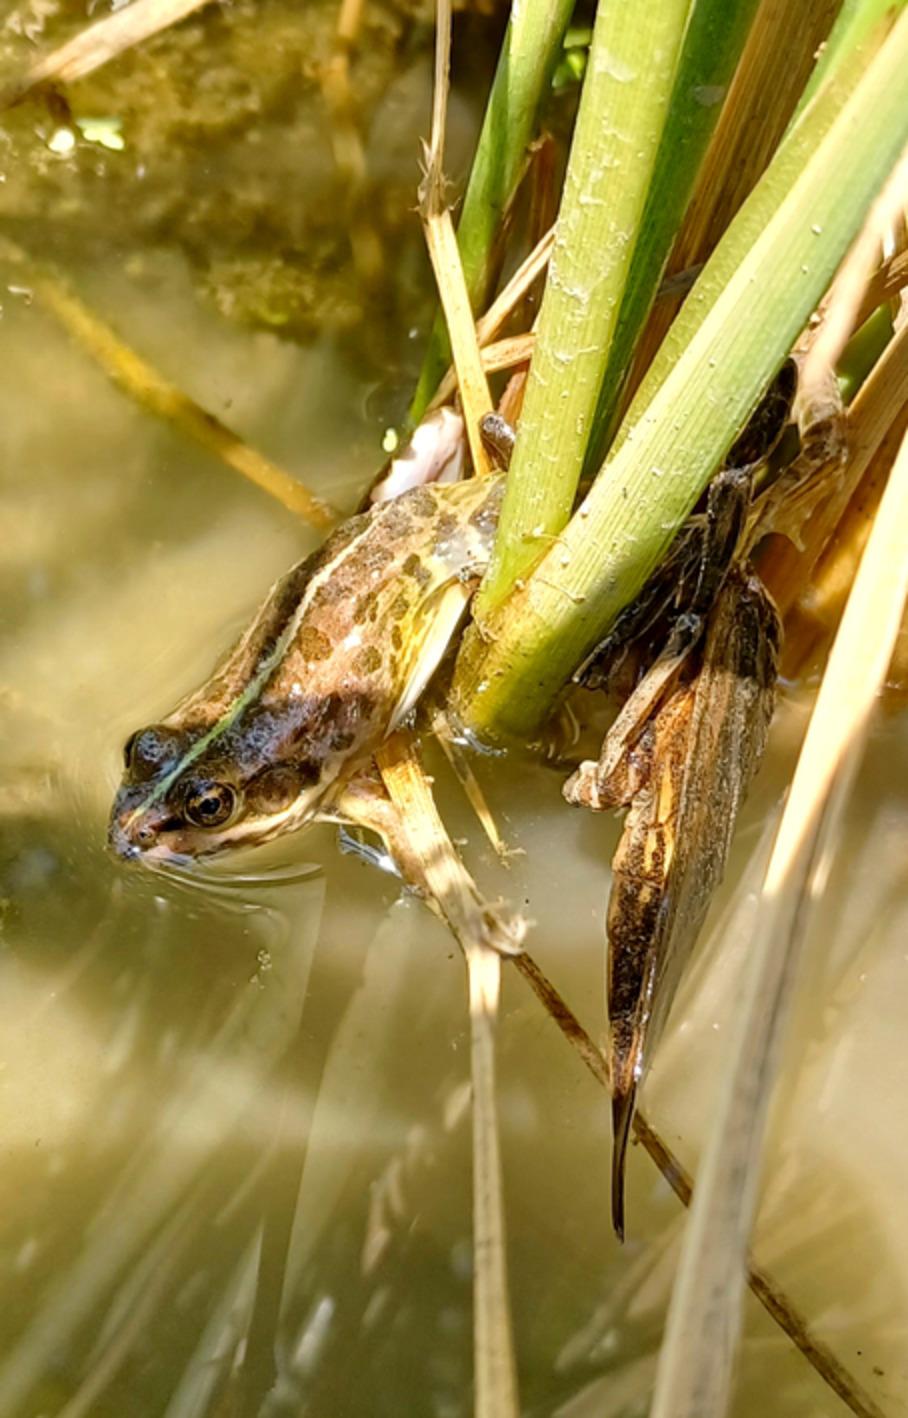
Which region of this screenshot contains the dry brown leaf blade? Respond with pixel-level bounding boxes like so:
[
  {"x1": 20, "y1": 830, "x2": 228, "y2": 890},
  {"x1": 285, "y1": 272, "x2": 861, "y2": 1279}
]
[
  {"x1": 568, "y1": 567, "x2": 780, "y2": 1238},
  {"x1": 650, "y1": 423, "x2": 908, "y2": 1418}
]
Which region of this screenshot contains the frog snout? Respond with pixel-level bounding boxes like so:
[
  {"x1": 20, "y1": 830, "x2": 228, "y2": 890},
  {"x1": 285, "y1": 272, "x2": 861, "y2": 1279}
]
[
  {"x1": 108, "y1": 819, "x2": 141, "y2": 860},
  {"x1": 107, "y1": 795, "x2": 172, "y2": 861}
]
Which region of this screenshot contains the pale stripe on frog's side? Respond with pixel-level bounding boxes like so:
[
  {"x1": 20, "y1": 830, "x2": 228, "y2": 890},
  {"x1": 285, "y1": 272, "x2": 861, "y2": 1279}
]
[{"x1": 109, "y1": 474, "x2": 504, "y2": 866}]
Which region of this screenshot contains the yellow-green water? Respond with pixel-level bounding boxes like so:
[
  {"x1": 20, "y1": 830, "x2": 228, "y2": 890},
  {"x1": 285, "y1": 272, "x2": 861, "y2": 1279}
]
[{"x1": 1, "y1": 6, "x2": 907, "y2": 1416}]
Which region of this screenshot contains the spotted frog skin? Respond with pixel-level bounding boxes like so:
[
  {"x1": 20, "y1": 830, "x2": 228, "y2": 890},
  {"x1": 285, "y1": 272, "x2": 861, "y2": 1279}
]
[{"x1": 109, "y1": 475, "x2": 504, "y2": 865}]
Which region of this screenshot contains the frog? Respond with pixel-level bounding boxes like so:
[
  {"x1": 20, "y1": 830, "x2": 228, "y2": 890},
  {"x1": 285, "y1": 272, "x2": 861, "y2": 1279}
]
[
  {"x1": 107, "y1": 368, "x2": 805, "y2": 875},
  {"x1": 108, "y1": 471, "x2": 504, "y2": 866}
]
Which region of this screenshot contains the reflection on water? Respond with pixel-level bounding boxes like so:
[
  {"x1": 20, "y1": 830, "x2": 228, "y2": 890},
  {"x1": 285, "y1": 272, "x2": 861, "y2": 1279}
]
[{"x1": 1, "y1": 10, "x2": 907, "y2": 1418}]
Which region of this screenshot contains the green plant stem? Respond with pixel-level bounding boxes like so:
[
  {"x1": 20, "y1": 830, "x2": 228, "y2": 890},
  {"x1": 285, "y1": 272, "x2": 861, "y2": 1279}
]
[
  {"x1": 620, "y1": 0, "x2": 905, "y2": 439},
  {"x1": 450, "y1": 10, "x2": 908, "y2": 741},
  {"x1": 408, "y1": 0, "x2": 573, "y2": 425},
  {"x1": 610, "y1": 19, "x2": 874, "y2": 458},
  {"x1": 474, "y1": 0, "x2": 696, "y2": 616},
  {"x1": 582, "y1": 0, "x2": 761, "y2": 475}
]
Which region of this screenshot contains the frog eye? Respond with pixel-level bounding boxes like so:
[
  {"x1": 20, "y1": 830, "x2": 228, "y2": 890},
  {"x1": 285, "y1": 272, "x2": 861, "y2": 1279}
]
[
  {"x1": 123, "y1": 726, "x2": 181, "y2": 778},
  {"x1": 183, "y1": 781, "x2": 237, "y2": 829}
]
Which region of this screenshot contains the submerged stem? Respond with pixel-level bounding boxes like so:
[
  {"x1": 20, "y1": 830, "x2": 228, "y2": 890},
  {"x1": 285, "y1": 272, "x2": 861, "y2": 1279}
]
[
  {"x1": 467, "y1": 945, "x2": 519, "y2": 1418},
  {"x1": 0, "y1": 240, "x2": 336, "y2": 529},
  {"x1": 371, "y1": 735, "x2": 522, "y2": 1418}
]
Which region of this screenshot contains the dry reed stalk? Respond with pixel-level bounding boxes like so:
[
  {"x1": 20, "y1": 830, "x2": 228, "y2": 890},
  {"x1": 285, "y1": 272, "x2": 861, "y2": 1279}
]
[
  {"x1": 428, "y1": 224, "x2": 553, "y2": 410},
  {"x1": 417, "y1": 0, "x2": 493, "y2": 476},
  {"x1": 853, "y1": 246, "x2": 908, "y2": 327},
  {"x1": 779, "y1": 168, "x2": 908, "y2": 669},
  {"x1": 782, "y1": 406, "x2": 908, "y2": 674},
  {"x1": 802, "y1": 145, "x2": 908, "y2": 392},
  {"x1": 764, "y1": 320, "x2": 908, "y2": 614},
  {"x1": 369, "y1": 733, "x2": 522, "y2": 1418},
  {"x1": 478, "y1": 331, "x2": 535, "y2": 374}
]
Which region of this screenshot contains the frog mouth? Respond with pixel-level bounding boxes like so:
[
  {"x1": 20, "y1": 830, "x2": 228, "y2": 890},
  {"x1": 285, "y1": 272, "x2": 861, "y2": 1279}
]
[
  {"x1": 109, "y1": 822, "x2": 323, "y2": 903},
  {"x1": 108, "y1": 778, "x2": 334, "y2": 867},
  {"x1": 107, "y1": 818, "x2": 194, "y2": 868}
]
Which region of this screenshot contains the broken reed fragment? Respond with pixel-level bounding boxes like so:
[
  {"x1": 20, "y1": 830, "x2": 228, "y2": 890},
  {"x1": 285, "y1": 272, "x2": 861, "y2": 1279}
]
[
  {"x1": 567, "y1": 568, "x2": 779, "y2": 1238},
  {"x1": 563, "y1": 359, "x2": 812, "y2": 1236}
]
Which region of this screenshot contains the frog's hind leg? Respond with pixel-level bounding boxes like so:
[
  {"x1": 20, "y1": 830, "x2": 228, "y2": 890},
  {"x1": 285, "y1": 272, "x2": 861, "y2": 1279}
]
[{"x1": 336, "y1": 752, "x2": 525, "y2": 957}]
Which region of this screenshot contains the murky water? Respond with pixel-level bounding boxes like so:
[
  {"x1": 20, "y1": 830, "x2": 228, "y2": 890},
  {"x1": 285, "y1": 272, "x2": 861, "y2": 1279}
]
[{"x1": 2, "y1": 6, "x2": 907, "y2": 1417}]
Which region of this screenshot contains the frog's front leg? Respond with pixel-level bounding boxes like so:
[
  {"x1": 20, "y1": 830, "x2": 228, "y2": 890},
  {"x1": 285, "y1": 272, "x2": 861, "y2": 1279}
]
[
  {"x1": 332, "y1": 767, "x2": 432, "y2": 896},
  {"x1": 333, "y1": 762, "x2": 525, "y2": 958}
]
